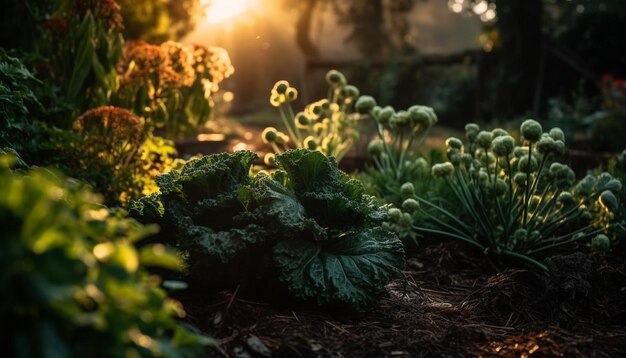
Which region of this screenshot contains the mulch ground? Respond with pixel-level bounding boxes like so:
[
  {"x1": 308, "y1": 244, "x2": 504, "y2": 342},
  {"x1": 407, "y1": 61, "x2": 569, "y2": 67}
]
[{"x1": 176, "y1": 242, "x2": 626, "y2": 357}]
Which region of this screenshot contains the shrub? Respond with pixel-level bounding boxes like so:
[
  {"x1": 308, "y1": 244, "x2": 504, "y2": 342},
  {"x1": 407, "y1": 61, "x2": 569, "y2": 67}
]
[
  {"x1": 0, "y1": 154, "x2": 211, "y2": 357},
  {"x1": 131, "y1": 149, "x2": 404, "y2": 308}
]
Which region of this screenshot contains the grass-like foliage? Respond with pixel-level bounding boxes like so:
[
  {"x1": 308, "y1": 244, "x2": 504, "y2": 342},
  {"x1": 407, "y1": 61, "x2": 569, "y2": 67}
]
[
  {"x1": 407, "y1": 121, "x2": 620, "y2": 270},
  {"x1": 0, "y1": 154, "x2": 211, "y2": 357},
  {"x1": 131, "y1": 149, "x2": 404, "y2": 308}
]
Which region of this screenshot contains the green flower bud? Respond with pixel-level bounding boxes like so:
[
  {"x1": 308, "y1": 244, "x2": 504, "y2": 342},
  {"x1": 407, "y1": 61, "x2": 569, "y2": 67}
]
[
  {"x1": 447, "y1": 148, "x2": 462, "y2": 166},
  {"x1": 513, "y1": 146, "x2": 528, "y2": 158},
  {"x1": 342, "y1": 85, "x2": 360, "y2": 99},
  {"x1": 396, "y1": 111, "x2": 410, "y2": 127},
  {"x1": 262, "y1": 127, "x2": 278, "y2": 143},
  {"x1": 513, "y1": 228, "x2": 527, "y2": 242},
  {"x1": 495, "y1": 178, "x2": 508, "y2": 195},
  {"x1": 465, "y1": 123, "x2": 479, "y2": 142},
  {"x1": 295, "y1": 112, "x2": 311, "y2": 128},
  {"x1": 371, "y1": 106, "x2": 382, "y2": 118},
  {"x1": 377, "y1": 106, "x2": 395, "y2": 125},
  {"x1": 604, "y1": 179, "x2": 622, "y2": 192},
  {"x1": 576, "y1": 175, "x2": 596, "y2": 196},
  {"x1": 600, "y1": 190, "x2": 618, "y2": 212},
  {"x1": 476, "y1": 131, "x2": 493, "y2": 149},
  {"x1": 520, "y1": 119, "x2": 542, "y2": 142},
  {"x1": 445, "y1": 137, "x2": 464, "y2": 150},
  {"x1": 462, "y1": 153, "x2": 473, "y2": 167},
  {"x1": 549, "y1": 128, "x2": 565, "y2": 142},
  {"x1": 264, "y1": 153, "x2": 276, "y2": 166},
  {"x1": 415, "y1": 158, "x2": 429, "y2": 174},
  {"x1": 536, "y1": 135, "x2": 557, "y2": 154},
  {"x1": 402, "y1": 198, "x2": 420, "y2": 213},
  {"x1": 304, "y1": 136, "x2": 318, "y2": 150},
  {"x1": 399, "y1": 212, "x2": 413, "y2": 228},
  {"x1": 367, "y1": 139, "x2": 384, "y2": 156},
  {"x1": 513, "y1": 172, "x2": 528, "y2": 187},
  {"x1": 491, "y1": 128, "x2": 508, "y2": 138},
  {"x1": 518, "y1": 156, "x2": 538, "y2": 172},
  {"x1": 286, "y1": 87, "x2": 298, "y2": 101},
  {"x1": 492, "y1": 135, "x2": 515, "y2": 156},
  {"x1": 591, "y1": 234, "x2": 610, "y2": 253},
  {"x1": 432, "y1": 162, "x2": 455, "y2": 177},
  {"x1": 355, "y1": 96, "x2": 377, "y2": 114},
  {"x1": 326, "y1": 70, "x2": 346, "y2": 86},
  {"x1": 388, "y1": 208, "x2": 402, "y2": 221},
  {"x1": 408, "y1": 105, "x2": 438, "y2": 127},
  {"x1": 557, "y1": 192, "x2": 576, "y2": 207},
  {"x1": 401, "y1": 182, "x2": 415, "y2": 197},
  {"x1": 529, "y1": 230, "x2": 541, "y2": 242},
  {"x1": 555, "y1": 140, "x2": 565, "y2": 154},
  {"x1": 273, "y1": 80, "x2": 289, "y2": 94}
]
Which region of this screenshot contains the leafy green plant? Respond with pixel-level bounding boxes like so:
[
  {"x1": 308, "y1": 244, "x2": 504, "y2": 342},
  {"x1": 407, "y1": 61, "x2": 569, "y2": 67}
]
[
  {"x1": 407, "y1": 121, "x2": 620, "y2": 270},
  {"x1": 131, "y1": 149, "x2": 404, "y2": 307},
  {"x1": 0, "y1": 154, "x2": 211, "y2": 357},
  {"x1": 261, "y1": 70, "x2": 363, "y2": 165},
  {"x1": 0, "y1": 49, "x2": 41, "y2": 131},
  {"x1": 38, "y1": 0, "x2": 124, "y2": 116}
]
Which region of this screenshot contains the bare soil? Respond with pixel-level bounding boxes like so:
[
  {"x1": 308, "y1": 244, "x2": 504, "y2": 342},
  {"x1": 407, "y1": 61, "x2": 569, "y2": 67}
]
[{"x1": 174, "y1": 241, "x2": 626, "y2": 357}]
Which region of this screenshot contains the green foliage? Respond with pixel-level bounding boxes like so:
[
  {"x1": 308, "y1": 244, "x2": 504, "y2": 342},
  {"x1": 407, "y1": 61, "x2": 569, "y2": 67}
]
[
  {"x1": 262, "y1": 70, "x2": 363, "y2": 164},
  {"x1": 0, "y1": 49, "x2": 41, "y2": 128},
  {"x1": 0, "y1": 155, "x2": 211, "y2": 357},
  {"x1": 410, "y1": 121, "x2": 620, "y2": 270},
  {"x1": 38, "y1": 0, "x2": 124, "y2": 117},
  {"x1": 132, "y1": 149, "x2": 404, "y2": 308}
]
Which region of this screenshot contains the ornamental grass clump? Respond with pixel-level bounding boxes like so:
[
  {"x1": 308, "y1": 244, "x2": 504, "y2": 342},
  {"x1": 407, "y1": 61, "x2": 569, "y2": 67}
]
[
  {"x1": 407, "y1": 120, "x2": 621, "y2": 270},
  {"x1": 262, "y1": 70, "x2": 363, "y2": 164}
]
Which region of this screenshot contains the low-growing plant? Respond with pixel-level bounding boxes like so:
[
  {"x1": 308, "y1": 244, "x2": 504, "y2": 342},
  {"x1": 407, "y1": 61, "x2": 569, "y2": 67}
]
[
  {"x1": 0, "y1": 154, "x2": 211, "y2": 357},
  {"x1": 261, "y1": 70, "x2": 363, "y2": 165},
  {"x1": 405, "y1": 120, "x2": 620, "y2": 270},
  {"x1": 131, "y1": 149, "x2": 405, "y2": 308},
  {"x1": 356, "y1": 99, "x2": 441, "y2": 244},
  {"x1": 66, "y1": 106, "x2": 183, "y2": 206}
]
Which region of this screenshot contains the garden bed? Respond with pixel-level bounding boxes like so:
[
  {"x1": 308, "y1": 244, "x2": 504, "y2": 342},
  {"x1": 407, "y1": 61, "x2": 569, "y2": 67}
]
[{"x1": 177, "y1": 241, "x2": 626, "y2": 357}]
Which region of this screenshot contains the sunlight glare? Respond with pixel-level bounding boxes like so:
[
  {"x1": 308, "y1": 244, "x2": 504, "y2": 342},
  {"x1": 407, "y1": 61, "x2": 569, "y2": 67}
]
[{"x1": 203, "y1": 0, "x2": 252, "y2": 25}]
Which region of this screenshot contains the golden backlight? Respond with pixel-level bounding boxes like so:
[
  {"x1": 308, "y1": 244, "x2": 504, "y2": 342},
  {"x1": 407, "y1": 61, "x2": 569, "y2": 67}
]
[{"x1": 203, "y1": 0, "x2": 253, "y2": 25}]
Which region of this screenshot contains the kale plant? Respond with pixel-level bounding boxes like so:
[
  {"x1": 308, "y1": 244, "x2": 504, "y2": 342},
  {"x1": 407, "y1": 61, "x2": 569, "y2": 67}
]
[
  {"x1": 0, "y1": 154, "x2": 211, "y2": 357},
  {"x1": 407, "y1": 121, "x2": 620, "y2": 270},
  {"x1": 131, "y1": 149, "x2": 404, "y2": 307}
]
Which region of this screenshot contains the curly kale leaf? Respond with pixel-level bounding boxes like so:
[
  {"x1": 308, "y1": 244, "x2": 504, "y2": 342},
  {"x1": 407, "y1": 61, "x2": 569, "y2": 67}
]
[
  {"x1": 275, "y1": 149, "x2": 387, "y2": 228},
  {"x1": 273, "y1": 227, "x2": 405, "y2": 307}
]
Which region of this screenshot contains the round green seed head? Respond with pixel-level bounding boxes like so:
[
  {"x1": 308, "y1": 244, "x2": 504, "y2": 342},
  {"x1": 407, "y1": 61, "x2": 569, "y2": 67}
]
[
  {"x1": 536, "y1": 135, "x2": 557, "y2": 154},
  {"x1": 388, "y1": 208, "x2": 402, "y2": 221},
  {"x1": 600, "y1": 190, "x2": 618, "y2": 212},
  {"x1": 401, "y1": 182, "x2": 415, "y2": 196},
  {"x1": 591, "y1": 234, "x2": 610, "y2": 253},
  {"x1": 274, "y1": 80, "x2": 289, "y2": 94},
  {"x1": 399, "y1": 212, "x2": 413, "y2": 228},
  {"x1": 446, "y1": 137, "x2": 464, "y2": 150},
  {"x1": 491, "y1": 128, "x2": 508, "y2": 138},
  {"x1": 431, "y1": 162, "x2": 455, "y2": 177},
  {"x1": 304, "y1": 136, "x2": 318, "y2": 150},
  {"x1": 355, "y1": 96, "x2": 377, "y2": 114},
  {"x1": 342, "y1": 85, "x2": 360, "y2": 99},
  {"x1": 378, "y1": 106, "x2": 395, "y2": 125},
  {"x1": 402, "y1": 198, "x2": 419, "y2": 213},
  {"x1": 549, "y1": 127, "x2": 565, "y2": 142},
  {"x1": 518, "y1": 156, "x2": 538, "y2": 172},
  {"x1": 476, "y1": 130, "x2": 493, "y2": 149},
  {"x1": 326, "y1": 70, "x2": 347, "y2": 86},
  {"x1": 513, "y1": 228, "x2": 527, "y2": 242},
  {"x1": 521, "y1": 119, "x2": 543, "y2": 142},
  {"x1": 465, "y1": 123, "x2": 480, "y2": 141},
  {"x1": 262, "y1": 127, "x2": 278, "y2": 143},
  {"x1": 557, "y1": 192, "x2": 576, "y2": 207},
  {"x1": 408, "y1": 105, "x2": 437, "y2": 127},
  {"x1": 604, "y1": 179, "x2": 623, "y2": 192},
  {"x1": 367, "y1": 139, "x2": 384, "y2": 156},
  {"x1": 495, "y1": 178, "x2": 508, "y2": 195},
  {"x1": 492, "y1": 135, "x2": 515, "y2": 156}
]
